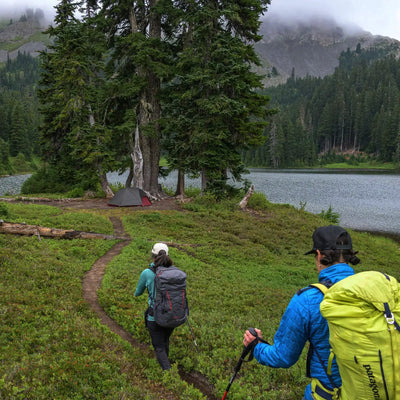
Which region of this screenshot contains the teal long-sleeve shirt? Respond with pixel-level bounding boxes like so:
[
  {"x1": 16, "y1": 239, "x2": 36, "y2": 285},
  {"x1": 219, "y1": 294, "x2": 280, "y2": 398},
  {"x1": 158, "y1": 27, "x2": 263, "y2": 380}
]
[{"x1": 134, "y1": 265, "x2": 156, "y2": 321}]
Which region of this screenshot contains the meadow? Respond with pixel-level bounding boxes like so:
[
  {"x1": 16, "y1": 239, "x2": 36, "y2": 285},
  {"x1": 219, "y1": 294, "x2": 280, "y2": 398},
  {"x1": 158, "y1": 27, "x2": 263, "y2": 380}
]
[{"x1": 1, "y1": 194, "x2": 399, "y2": 399}]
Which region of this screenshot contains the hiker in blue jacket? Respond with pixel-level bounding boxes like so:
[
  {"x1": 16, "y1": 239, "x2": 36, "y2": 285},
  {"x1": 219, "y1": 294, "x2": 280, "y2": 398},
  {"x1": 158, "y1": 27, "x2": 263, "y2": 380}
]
[
  {"x1": 243, "y1": 225, "x2": 360, "y2": 400},
  {"x1": 135, "y1": 243, "x2": 174, "y2": 370}
]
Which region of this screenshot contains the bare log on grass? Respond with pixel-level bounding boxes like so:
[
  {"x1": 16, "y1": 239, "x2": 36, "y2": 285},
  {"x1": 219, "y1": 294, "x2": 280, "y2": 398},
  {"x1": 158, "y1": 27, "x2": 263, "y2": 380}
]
[
  {"x1": 0, "y1": 221, "x2": 127, "y2": 240},
  {"x1": 0, "y1": 197, "x2": 80, "y2": 203},
  {"x1": 239, "y1": 184, "x2": 255, "y2": 209}
]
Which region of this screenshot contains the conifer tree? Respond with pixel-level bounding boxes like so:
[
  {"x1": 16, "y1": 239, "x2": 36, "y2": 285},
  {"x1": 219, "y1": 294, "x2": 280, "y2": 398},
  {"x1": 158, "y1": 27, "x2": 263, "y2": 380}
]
[
  {"x1": 0, "y1": 138, "x2": 12, "y2": 175},
  {"x1": 162, "y1": 0, "x2": 273, "y2": 195},
  {"x1": 10, "y1": 102, "x2": 27, "y2": 157},
  {"x1": 101, "y1": 0, "x2": 176, "y2": 197},
  {"x1": 38, "y1": 0, "x2": 114, "y2": 195}
]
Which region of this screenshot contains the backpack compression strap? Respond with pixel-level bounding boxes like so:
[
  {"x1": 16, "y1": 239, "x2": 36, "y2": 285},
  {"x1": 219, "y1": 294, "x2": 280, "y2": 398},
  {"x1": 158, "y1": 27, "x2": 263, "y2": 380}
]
[{"x1": 383, "y1": 301, "x2": 400, "y2": 399}]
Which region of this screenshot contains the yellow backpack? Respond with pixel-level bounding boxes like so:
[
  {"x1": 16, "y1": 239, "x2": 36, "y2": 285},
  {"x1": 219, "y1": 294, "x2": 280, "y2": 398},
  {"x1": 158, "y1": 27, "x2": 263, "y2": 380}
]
[{"x1": 319, "y1": 271, "x2": 400, "y2": 400}]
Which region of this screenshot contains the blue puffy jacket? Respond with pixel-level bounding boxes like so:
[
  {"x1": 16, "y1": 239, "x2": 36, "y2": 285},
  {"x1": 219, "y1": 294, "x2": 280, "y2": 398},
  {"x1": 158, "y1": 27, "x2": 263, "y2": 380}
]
[{"x1": 253, "y1": 263, "x2": 354, "y2": 399}]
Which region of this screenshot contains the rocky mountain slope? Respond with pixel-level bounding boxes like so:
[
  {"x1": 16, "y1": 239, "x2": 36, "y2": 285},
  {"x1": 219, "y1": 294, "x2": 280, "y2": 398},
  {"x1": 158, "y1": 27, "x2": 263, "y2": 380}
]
[
  {"x1": 2, "y1": 14, "x2": 400, "y2": 87},
  {"x1": 255, "y1": 16, "x2": 400, "y2": 86},
  {"x1": 0, "y1": 17, "x2": 49, "y2": 63}
]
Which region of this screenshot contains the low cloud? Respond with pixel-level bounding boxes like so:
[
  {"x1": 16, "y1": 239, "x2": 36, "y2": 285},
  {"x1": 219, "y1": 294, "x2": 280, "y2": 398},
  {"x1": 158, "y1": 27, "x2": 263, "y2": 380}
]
[
  {"x1": 264, "y1": 0, "x2": 400, "y2": 40},
  {"x1": 0, "y1": 1, "x2": 56, "y2": 24}
]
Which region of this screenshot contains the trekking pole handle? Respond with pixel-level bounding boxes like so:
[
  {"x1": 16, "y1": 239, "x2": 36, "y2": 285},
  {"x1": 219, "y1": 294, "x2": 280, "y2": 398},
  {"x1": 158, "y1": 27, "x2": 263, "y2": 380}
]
[
  {"x1": 248, "y1": 327, "x2": 258, "y2": 338},
  {"x1": 247, "y1": 327, "x2": 270, "y2": 346}
]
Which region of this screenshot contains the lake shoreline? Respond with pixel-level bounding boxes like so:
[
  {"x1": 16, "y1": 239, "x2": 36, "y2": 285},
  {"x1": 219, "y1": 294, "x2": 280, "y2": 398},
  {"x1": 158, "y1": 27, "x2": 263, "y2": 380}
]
[
  {"x1": 356, "y1": 229, "x2": 400, "y2": 245},
  {"x1": 248, "y1": 167, "x2": 398, "y2": 174},
  {"x1": 2, "y1": 171, "x2": 400, "y2": 235}
]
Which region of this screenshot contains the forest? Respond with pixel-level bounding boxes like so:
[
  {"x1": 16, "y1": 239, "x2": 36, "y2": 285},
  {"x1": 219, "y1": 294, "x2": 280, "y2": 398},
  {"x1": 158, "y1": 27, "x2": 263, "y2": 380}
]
[
  {"x1": 1, "y1": 2, "x2": 400, "y2": 195},
  {"x1": 0, "y1": 53, "x2": 40, "y2": 175},
  {"x1": 243, "y1": 44, "x2": 400, "y2": 168},
  {"x1": 21, "y1": 0, "x2": 273, "y2": 198}
]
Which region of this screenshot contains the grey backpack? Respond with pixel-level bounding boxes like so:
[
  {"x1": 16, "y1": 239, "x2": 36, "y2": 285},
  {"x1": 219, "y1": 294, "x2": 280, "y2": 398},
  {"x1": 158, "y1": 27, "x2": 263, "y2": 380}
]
[{"x1": 151, "y1": 265, "x2": 189, "y2": 328}]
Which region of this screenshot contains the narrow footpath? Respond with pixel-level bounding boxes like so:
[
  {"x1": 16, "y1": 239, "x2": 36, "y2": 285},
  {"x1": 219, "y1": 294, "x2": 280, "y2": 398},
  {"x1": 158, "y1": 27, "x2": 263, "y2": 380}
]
[{"x1": 82, "y1": 216, "x2": 217, "y2": 400}]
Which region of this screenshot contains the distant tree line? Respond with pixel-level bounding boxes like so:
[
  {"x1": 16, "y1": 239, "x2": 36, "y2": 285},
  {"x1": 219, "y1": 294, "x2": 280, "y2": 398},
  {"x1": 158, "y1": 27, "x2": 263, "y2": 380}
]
[
  {"x1": 243, "y1": 44, "x2": 400, "y2": 168},
  {"x1": 0, "y1": 53, "x2": 40, "y2": 175},
  {"x1": 18, "y1": 8, "x2": 45, "y2": 23}
]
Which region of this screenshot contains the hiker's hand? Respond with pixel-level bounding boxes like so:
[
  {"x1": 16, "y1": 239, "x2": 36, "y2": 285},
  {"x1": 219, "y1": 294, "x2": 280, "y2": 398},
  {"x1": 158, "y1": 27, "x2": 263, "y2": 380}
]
[{"x1": 243, "y1": 328, "x2": 262, "y2": 347}]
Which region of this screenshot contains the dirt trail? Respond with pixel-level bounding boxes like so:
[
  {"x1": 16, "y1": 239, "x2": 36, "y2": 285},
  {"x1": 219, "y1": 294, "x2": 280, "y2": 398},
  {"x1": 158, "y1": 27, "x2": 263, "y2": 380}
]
[
  {"x1": 82, "y1": 217, "x2": 143, "y2": 347},
  {"x1": 82, "y1": 215, "x2": 217, "y2": 400}
]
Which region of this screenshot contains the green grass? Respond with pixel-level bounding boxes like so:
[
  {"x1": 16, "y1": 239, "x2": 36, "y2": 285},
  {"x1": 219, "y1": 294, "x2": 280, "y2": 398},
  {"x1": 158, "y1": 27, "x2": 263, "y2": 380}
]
[
  {"x1": 0, "y1": 202, "x2": 114, "y2": 234},
  {"x1": 98, "y1": 196, "x2": 400, "y2": 399},
  {"x1": 1, "y1": 197, "x2": 400, "y2": 399},
  {"x1": 322, "y1": 161, "x2": 396, "y2": 170}
]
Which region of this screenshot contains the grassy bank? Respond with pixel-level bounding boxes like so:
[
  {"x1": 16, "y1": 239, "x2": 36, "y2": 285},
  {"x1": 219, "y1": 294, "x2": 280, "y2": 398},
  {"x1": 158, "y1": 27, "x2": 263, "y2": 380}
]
[
  {"x1": 1, "y1": 196, "x2": 399, "y2": 399},
  {"x1": 322, "y1": 161, "x2": 397, "y2": 170}
]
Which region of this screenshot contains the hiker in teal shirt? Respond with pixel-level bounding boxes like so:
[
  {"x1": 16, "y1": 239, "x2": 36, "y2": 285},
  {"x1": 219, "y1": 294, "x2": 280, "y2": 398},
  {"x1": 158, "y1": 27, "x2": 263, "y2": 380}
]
[
  {"x1": 135, "y1": 243, "x2": 175, "y2": 370},
  {"x1": 243, "y1": 225, "x2": 360, "y2": 400}
]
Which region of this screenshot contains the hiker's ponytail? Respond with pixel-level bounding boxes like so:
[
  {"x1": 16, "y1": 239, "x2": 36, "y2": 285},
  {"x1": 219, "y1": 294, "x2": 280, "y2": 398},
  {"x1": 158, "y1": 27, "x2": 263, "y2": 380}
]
[
  {"x1": 320, "y1": 249, "x2": 360, "y2": 266},
  {"x1": 347, "y1": 252, "x2": 360, "y2": 265},
  {"x1": 154, "y1": 250, "x2": 173, "y2": 268}
]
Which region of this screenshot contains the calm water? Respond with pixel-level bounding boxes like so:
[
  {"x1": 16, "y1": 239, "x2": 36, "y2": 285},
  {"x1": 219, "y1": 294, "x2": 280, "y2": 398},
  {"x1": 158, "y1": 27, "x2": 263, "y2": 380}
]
[
  {"x1": 2, "y1": 170, "x2": 400, "y2": 234},
  {"x1": 0, "y1": 174, "x2": 32, "y2": 196}
]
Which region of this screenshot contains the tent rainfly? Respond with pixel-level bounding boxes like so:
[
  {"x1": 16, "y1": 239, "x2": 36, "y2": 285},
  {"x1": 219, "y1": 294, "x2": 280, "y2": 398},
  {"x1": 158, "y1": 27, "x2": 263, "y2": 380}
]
[{"x1": 107, "y1": 187, "x2": 151, "y2": 207}]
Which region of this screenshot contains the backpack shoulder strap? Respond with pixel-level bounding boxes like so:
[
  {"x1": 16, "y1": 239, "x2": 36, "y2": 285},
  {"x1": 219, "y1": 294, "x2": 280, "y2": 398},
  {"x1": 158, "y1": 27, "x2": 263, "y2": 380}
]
[
  {"x1": 309, "y1": 283, "x2": 329, "y2": 295},
  {"x1": 297, "y1": 279, "x2": 333, "y2": 296},
  {"x1": 150, "y1": 265, "x2": 161, "y2": 302},
  {"x1": 305, "y1": 279, "x2": 334, "y2": 379}
]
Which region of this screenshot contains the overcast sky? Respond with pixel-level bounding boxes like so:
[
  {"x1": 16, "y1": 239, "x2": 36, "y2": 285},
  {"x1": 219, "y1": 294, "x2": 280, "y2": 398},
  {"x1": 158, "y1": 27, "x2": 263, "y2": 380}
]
[
  {"x1": 2, "y1": 0, "x2": 400, "y2": 40},
  {"x1": 266, "y1": 0, "x2": 400, "y2": 40}
]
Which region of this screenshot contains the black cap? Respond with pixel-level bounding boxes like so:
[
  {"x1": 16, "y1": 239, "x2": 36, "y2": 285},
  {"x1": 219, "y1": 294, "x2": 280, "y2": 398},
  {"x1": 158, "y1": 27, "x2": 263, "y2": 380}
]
[{"x1": 304, "y1": 225, "x2": 353, "y2": 255}]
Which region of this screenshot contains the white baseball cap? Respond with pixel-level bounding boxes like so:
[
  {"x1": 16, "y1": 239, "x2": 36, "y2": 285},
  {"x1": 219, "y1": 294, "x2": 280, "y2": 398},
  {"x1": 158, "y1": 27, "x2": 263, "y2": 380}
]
[{"x1": 151, "y1": 243, "x2": 169, "y2": 256}]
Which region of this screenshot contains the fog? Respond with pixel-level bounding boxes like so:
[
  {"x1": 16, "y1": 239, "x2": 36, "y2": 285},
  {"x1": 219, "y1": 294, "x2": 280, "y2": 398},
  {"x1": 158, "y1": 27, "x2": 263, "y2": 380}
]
[
  {"x1": 1, "y1": 0, "x2": 400, "y2": 41},
  {"x1": 265, "y1": 0, "x2": 400, "y2": 40},
  {"x1": 0, "y1": 0, "x2": 57, "y2": 24}
]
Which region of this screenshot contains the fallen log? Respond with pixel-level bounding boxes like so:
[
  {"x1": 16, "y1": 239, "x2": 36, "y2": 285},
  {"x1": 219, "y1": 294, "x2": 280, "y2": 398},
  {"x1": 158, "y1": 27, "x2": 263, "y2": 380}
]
[
  {"x1": 0, "y1": 196, "x2": 81, "y2": 203},
  {"x1": 0, "y1": 220, "x2": 127, "y2": 240}
]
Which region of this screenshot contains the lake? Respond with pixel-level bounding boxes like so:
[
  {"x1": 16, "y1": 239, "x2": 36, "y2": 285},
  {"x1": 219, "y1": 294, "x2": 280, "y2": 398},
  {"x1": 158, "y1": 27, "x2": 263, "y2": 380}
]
[{"x1": 1, "y1": 169, "x2": 400, "y2": 235}]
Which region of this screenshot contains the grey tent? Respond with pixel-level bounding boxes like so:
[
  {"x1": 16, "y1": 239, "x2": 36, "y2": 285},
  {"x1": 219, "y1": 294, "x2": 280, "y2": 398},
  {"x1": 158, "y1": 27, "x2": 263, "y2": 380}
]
[{"x1": 107, "y1": 187, "x2": 151, "y2": 207}]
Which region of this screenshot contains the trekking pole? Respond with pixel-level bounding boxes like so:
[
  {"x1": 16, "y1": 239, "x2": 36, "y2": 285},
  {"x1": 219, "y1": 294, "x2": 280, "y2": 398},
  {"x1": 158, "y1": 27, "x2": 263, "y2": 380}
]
[
  {"x1": 221, "y1": 327, "x2": 258, "y2": 400},
  {"x1": 185, "y1": 316, "x2": 200, "y2": 353}
]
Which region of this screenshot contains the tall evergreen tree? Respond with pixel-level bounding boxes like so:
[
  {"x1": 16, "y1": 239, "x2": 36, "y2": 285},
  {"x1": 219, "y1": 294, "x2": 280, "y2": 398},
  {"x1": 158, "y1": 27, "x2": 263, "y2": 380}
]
[
  {"x1": 10, "y1": 102, "x2": 27, "y2": 157},
  {"x1": 38, "y1": 0, "x2": 114, "y2": 195},
  {"x1": 101, "y1": 0, "x2": 176, "y2": 197},
  {"x1": 163, "y1": 0, "x2": 273, "y2": 195},
  {"x1": 0, "y1": 138, "x2": 12, "y2": 175}
]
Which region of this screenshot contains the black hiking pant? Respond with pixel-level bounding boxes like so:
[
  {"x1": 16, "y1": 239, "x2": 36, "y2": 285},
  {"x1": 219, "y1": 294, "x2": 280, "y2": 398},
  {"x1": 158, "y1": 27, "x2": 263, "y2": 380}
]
[{"x1": 147, "y1": 320, "x2": 174, "y2": 370}]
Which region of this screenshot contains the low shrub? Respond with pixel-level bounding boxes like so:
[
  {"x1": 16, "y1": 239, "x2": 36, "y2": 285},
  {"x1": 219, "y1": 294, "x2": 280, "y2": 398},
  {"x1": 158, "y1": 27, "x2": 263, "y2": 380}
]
[
  {"x1": 318, "y1": 205, "x2": 340, "y2": 224},
  {"x1": 0, "y1": 203, "x2": 10, "y2": 219},
  {"x1": 247, "y1": 191, "x2": 271, "y2": 210}
]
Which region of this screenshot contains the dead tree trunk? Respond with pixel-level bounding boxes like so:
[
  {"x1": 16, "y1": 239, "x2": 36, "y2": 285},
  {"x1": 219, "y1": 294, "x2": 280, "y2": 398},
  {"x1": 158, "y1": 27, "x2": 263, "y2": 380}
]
[{"x1": 239, "y1": 184, "x2": 255, "y2": 209}]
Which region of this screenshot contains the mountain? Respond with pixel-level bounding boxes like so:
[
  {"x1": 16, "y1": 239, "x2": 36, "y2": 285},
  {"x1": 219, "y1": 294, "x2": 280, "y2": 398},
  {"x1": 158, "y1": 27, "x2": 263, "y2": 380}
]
[
  {"x1": 0, "y1": 12, "x2": 49, "y2": 63},
  {"x1": 1, "y1": 13, "x2": 400, "y2": 87},
  {"x1": 255, "y1": 16, "x2": 400, "y2": 86}
]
